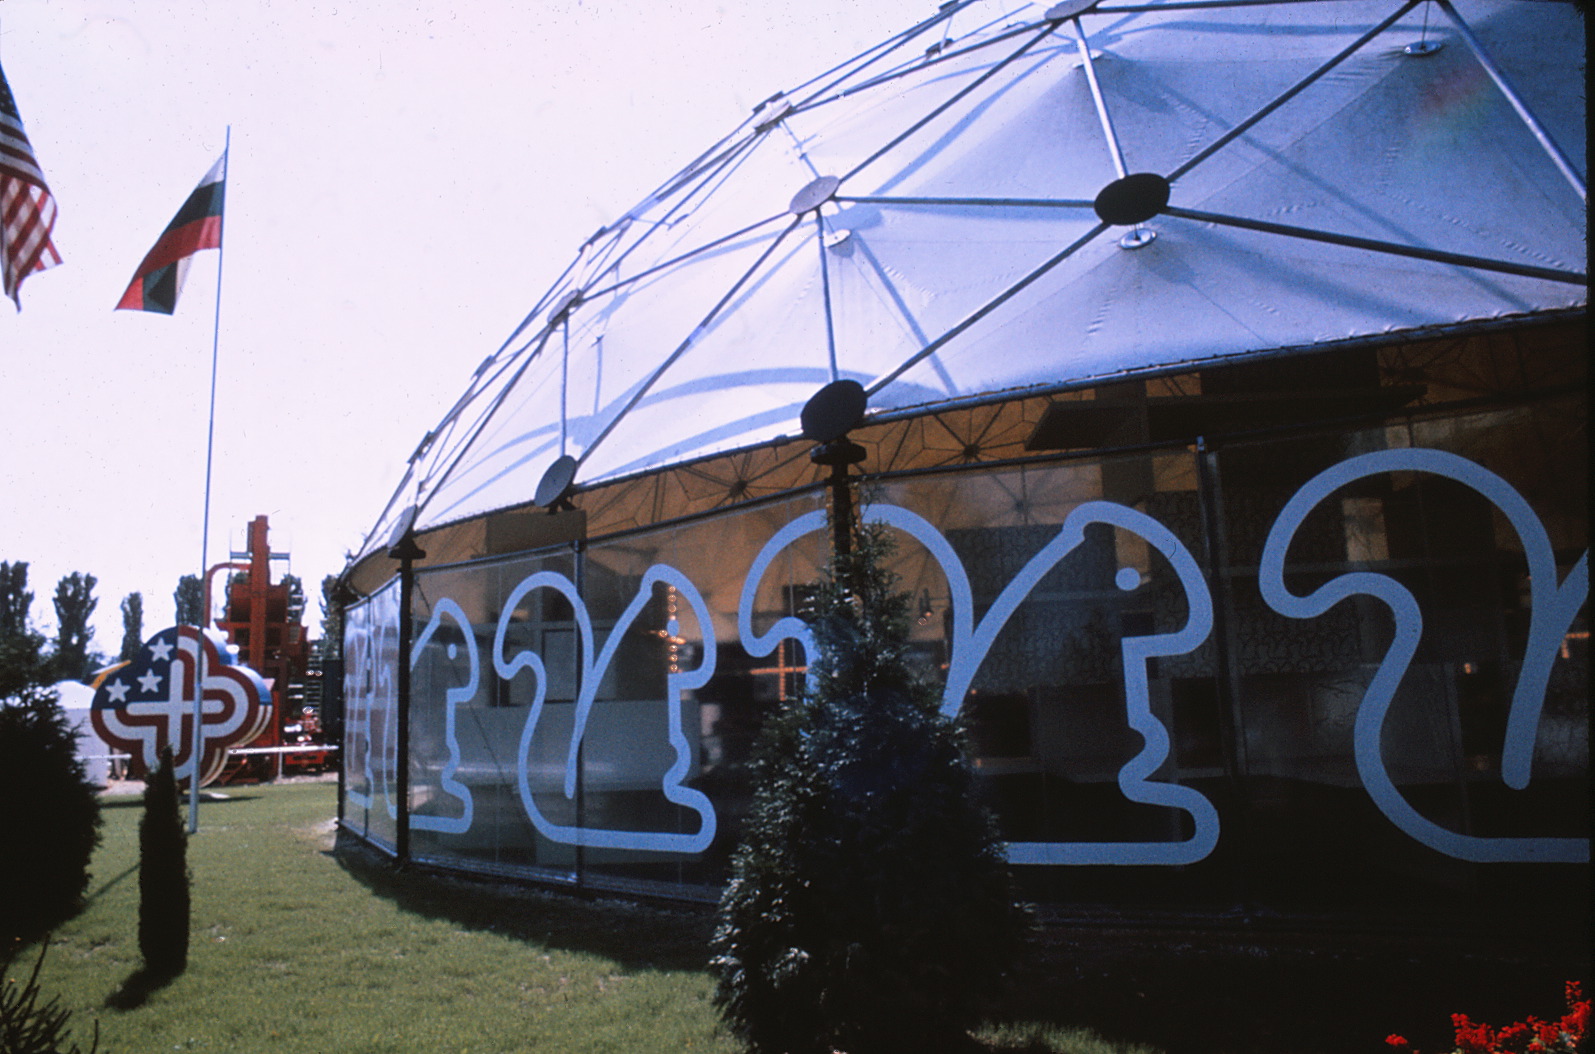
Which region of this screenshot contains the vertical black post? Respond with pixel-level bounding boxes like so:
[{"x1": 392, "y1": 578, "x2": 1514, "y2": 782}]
[
  {"x1": 388, "y1": 533, "x2": 425, "y2": 867},
  {"x1": 812, "y1": 440, "x2": 867, "y2": 568},
  {"x1": 800, "y1": 379, "x2": 870, "y2": 572},
  {"x1": 1194, "y1": 436, "x2": 1249, "y2": 915},
  {"x1": 573, "y1": 539, "x2": 587, "y2": 892},
  {"x1": 329, "y1": 581, "x2": 352, "y2": 832},
  {"x1": 828, "y1": 459, "x2": 856, "y2": 560}
]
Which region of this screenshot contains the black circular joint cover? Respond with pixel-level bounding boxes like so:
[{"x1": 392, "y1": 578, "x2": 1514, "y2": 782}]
[
  {"x1": 789, "y1": 175, "x2": 841, "y2": 215},
  {"x1": 1093, "y1": 172, "x2": 1170, "y2": 226},
  {"x1": 535, "y1": 454, "x2": 579, "y2": 508},
  {"x1": 801, "y1": 379, "x2": 868, "y2": 442},
  {"x1": 1045, "y1": 0, "x2": 1097, "y2": 20},
  {"x1": 385, "y1": 504, "x2": 419, "y2": 551},
  {"x1": 545, "y1": 288, "x2": 583, "y2": 326}
]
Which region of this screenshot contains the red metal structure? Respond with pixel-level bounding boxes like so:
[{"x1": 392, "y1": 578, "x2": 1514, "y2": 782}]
[{"x1": 209, "y1": 515, "x2": 328, "y2": 780}]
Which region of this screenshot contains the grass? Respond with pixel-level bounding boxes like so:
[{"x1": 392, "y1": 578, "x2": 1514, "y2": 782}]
[{"x1": 15, "y1": 780, "x2": 1155, "y2": 1054}]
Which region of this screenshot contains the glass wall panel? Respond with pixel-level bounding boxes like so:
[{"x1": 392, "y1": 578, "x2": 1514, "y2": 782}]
[
  {"x1": 340, "y1": 580, "x2": 400, "y2": 852},
  {"x1": 1212, "y1": 399, "x2": 1588, "y2": 920},
  {"x1": 339, "y1": 386, "x2": 1584, "y2": 921},
  {"x1": 577, "y1": 493, "x2": 827, "y2": 895},
  {"x1": 873, "y1": 452, "x2": 1234, "y2": 908},
  {"x1": 391, "y1": 493, "x2": 826, "y2": 897},
  {"x1": 409, "y1": 549, "x2": 581, "y2": 882}
]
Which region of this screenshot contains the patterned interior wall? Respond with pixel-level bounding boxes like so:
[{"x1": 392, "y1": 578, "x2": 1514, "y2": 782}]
[{"x1": 342, "y1": 356, "x2": 1586, "y2": 919}]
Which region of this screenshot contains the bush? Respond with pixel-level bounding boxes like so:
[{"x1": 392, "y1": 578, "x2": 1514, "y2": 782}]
[
  {"x1": 0, "y1": 688, "x2": 102, "y2": 960},
  {"x1": 0, "y1": 944, "x2": 99, "y2": 1054},
  {"x1": 711, "y1": 522, "x2": 1028, "y2": 1054},
  {"x1": 138, "y1": 747, "x2": 190, "y2": 979}
]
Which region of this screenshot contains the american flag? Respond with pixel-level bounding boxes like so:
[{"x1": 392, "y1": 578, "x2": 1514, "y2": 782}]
[{"x1": 0, "y1": 61, "x2": 61, "y2": 309}]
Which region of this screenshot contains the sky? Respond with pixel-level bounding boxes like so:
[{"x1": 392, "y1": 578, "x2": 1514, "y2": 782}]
[{"x1": 0, "y1": 0, "x2": 948, "y2": 653}]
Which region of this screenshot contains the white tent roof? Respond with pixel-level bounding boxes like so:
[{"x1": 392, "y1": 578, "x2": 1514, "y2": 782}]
[{"x1": 354, "y1": 0, "x2": 1585, "y2": 567}]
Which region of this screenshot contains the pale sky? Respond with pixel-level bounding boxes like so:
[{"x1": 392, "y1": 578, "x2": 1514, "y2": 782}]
[{"x1": 0, "y1": 0, "x2": 946, "y2": 651}]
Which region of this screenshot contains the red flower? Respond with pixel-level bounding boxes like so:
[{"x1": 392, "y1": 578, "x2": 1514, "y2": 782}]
[
  {"x1": 1453, "y1": 1013, "x2": 1494, "y2": 1053},
  {"x1": 1563, "y1": 982, "x2": 1589, "y2": 1041},
  {"x1": 1497, "y1": 1020, "x2": 1534, "y2": 1050},
  {"x1": 1390, "y1": 984, "x2": 1590, "y2": 1054}
]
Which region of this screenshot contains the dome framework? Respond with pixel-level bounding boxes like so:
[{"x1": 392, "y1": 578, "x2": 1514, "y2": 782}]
[
  {"x1": 351, "y1": 0, "x2": 1584, "y2": 571},
  {"x1": 338, "y1": 0, "x2": 1586, "y2": 923}
]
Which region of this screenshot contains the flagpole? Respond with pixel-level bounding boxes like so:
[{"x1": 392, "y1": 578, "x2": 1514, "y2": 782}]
[{"x1": 191, "y1": 127, "x2": 231, "y2": 834}]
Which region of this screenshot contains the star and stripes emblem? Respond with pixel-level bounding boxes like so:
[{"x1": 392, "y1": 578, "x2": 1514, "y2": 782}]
[{"x1": 91, "y1": 625, "x2": 272, "y2": 787}]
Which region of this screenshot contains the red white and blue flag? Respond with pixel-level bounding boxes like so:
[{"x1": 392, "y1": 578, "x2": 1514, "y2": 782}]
[
  {"x1": 116, "y1": 154, "x2": 225, "y2": 314},
  {"x1": 0, "y1": 61, "x2": 62, "y2": 309}
]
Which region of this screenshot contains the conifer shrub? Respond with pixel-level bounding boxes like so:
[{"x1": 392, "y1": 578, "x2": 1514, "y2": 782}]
[
  {"x1": 711, "y1": 521, "x2": 1028, "y2": 1054},
  {"x1": 0, "y1": 945, "x2": 99, "y2": 1054},
  {"x1": 138, "y1": 747, "x2": 190, "y2": 979},
  {"x1": 0, "y1": 688, "x2": 103, "y2": 961}
]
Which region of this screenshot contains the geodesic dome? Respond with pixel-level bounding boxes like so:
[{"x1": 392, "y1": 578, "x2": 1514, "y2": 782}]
[{"x1": 349, "y1": 0, "x2": 1584, "y2": 579}]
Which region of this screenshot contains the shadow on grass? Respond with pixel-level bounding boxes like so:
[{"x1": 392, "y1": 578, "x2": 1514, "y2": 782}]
[
  {"x1": 98, "y1": 792, "x2": 261, "y2": 812},
  {"x1": 996, "y1": 911, "x2": 1590, "y2": 1054},
  {"x1": 331, "y1": 833, "x2": 715, "y2": 972},
  {"x1": 331, "y1": 833, "x2": 1588, "y2": 1053},
  {"x1": 104, "y1": 963, "x2": 184, "y2": 1011},
  {"x1": 82, "y1": 864, "x2": 137, "y2": 907}
]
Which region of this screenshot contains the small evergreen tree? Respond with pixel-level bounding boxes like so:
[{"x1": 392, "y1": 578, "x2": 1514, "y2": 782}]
[
  {"x1": 711, "y1": 519, "x2": 1028, "y2": 1054},
  {"x1": 0, "y1": 687, "x2": 103, "y2": 962},
  {"x1": 138, "y1": 747, "x2": 189, "y2": 979},
  {"x1": 0, "y1": 945, "x2": 100, "y2": 1053}
]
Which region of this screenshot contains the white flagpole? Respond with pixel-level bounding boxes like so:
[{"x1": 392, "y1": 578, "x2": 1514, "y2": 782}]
[{"x1": 190, "y1": 126, "x2": 231, "y2": 834}]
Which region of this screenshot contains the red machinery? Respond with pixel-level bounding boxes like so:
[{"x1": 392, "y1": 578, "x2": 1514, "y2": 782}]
[{"x1": 207, "y1": 515, "x2": 331, "y2": 780}]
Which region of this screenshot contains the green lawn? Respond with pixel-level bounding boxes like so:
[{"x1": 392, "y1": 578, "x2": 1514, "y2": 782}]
[{"x1": 17, "y1": 781, "x2": 1154, "y2": 1054}]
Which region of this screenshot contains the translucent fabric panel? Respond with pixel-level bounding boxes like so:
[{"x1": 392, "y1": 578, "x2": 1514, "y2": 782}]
[
  {"x1": 1185, "y1": 37, "x2": 1586, "y2": 267},
  {"x1": 791, "y1": 32, "x2": 1105, "y2": 201},
  {"x1": 340, "y1": 581, "x2": 400, "y2": 853},
  {"x1": 820, "y1": 203, "x2": 1109, "y2": 407},
  {"x1": 408, "y1": 550, "x2": 581, "y2": 882},
  {"x1": 570, "y1": 230, "x2": 837, "y2": 483},
  {"x1": 886, "y1": 216, "x2": 1580, "y2": 409},
  {"x1": 348, "y1": 0, "x2": 1586, "y2": 573}
]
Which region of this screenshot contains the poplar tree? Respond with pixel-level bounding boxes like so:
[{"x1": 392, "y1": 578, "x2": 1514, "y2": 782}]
[
  {"x1": 119, "y1": 593, "x2": 145, "y2": 663},
  {"x1": 317, "y1": 575, "x2": 345, "y2": 661},
  {"x1": 173, "y1": 575, "x2": 203, "y2": 627},
  {"x1": 0, "y1": 562, "x2": 48, "y2": 699},
  {"x1": 51, "y1": 573, "x2": 98, "y2": 683}
]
